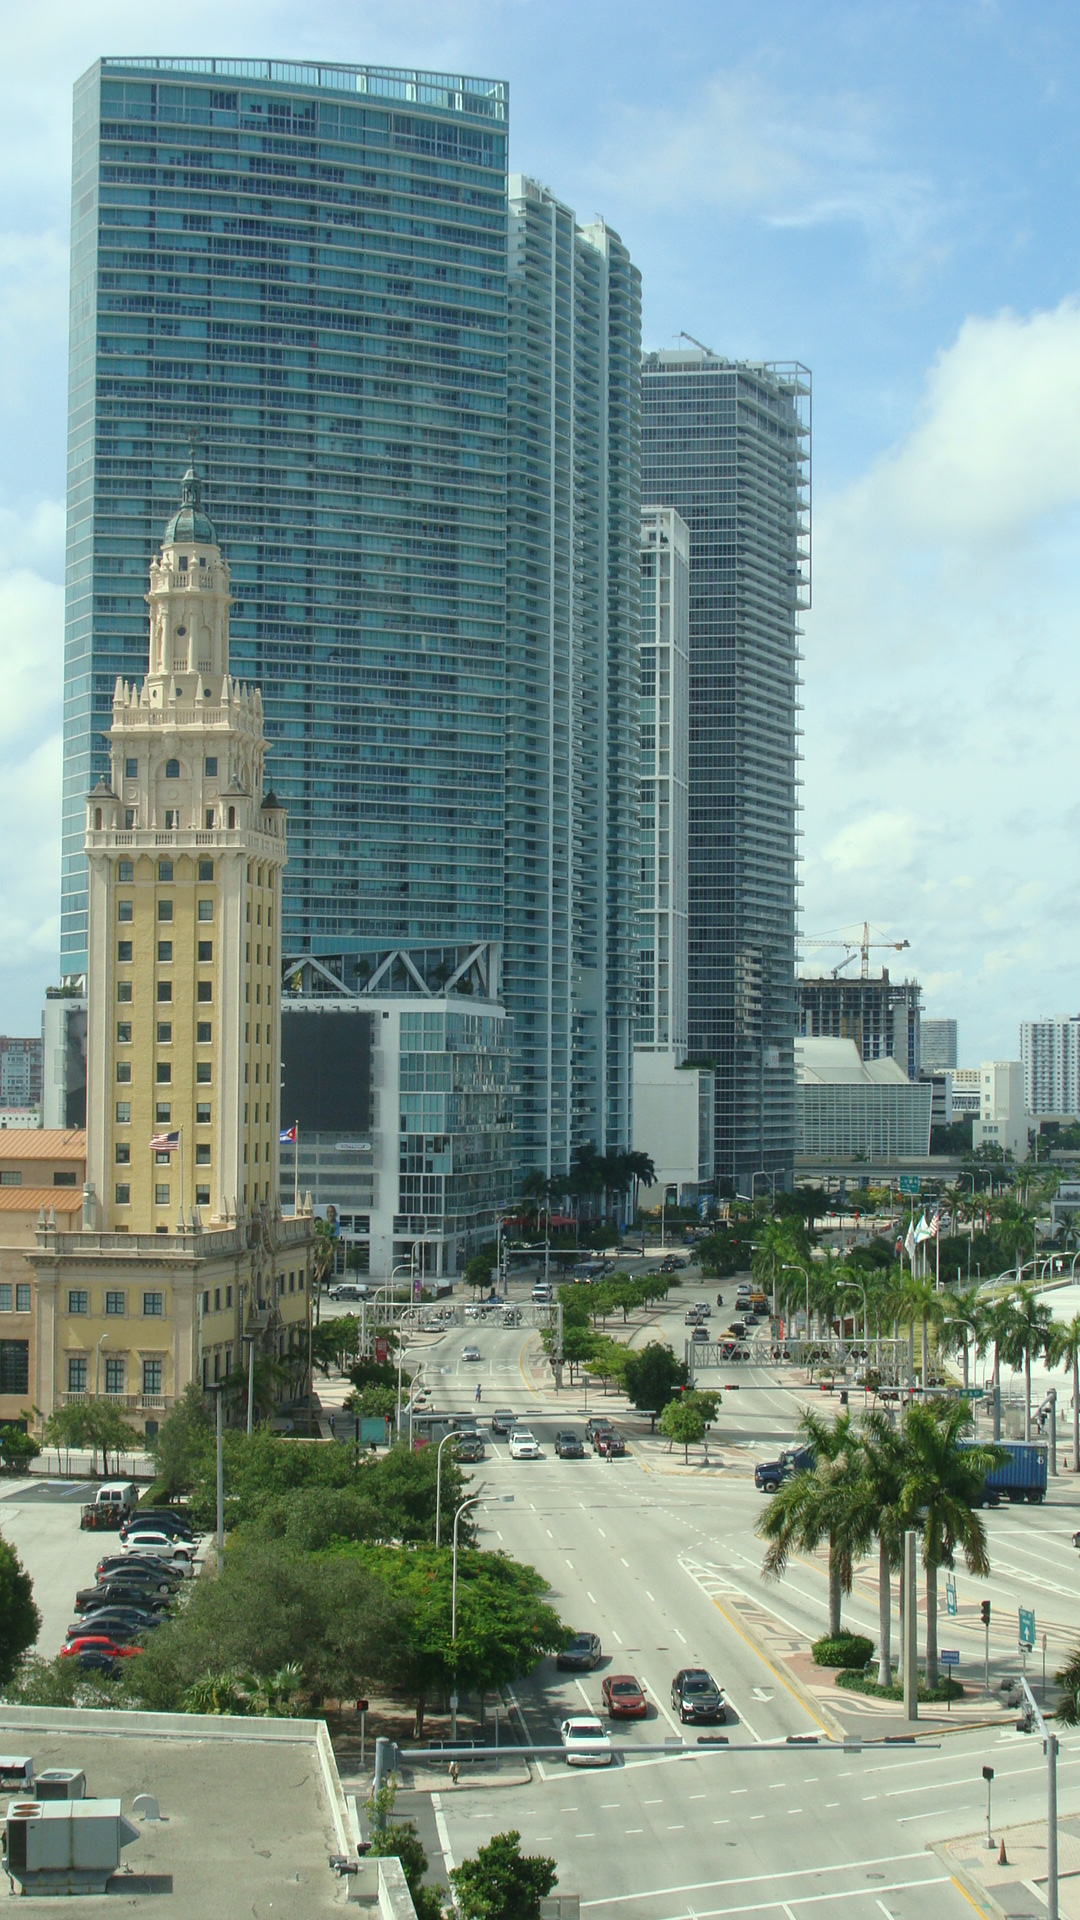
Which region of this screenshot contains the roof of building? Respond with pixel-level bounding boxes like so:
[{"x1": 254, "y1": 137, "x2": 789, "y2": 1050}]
[
  {"x1": 0, "y1": 1707, "x2": 357, "y2": 1918},
  {"x1": 163, "y1": 462, "x2": 216, "y2": 547},
  {"x1": 0, "y1": 1186, "x2": 83, "y2": 1214},
  {"x1": 0, "y1": 1130, "x2": 86, "y2": 1161},
  {"x1": 796, "y1": 1037, "x2": 911, "y2": 1088}
]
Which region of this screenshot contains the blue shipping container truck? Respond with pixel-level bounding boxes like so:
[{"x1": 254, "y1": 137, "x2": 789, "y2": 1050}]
[{"x1": 961, "y1": 1439, "x2": 1047, "y2": 1504}]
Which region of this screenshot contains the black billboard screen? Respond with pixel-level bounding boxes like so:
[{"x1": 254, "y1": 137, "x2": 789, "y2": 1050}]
[{"x1": 281, "y1": 1011, "x2": 373, "y2": 1133}]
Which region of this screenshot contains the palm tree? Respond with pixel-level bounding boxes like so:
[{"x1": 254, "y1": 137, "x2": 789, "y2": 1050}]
[
  {"x1": 625, "y1": 1150, "x2": 656, "y2": 1222},
  {"x1": 857, "y1": 1411, "x2": 908, "y2": 1687},
  {"x1": 898, "y1": 1400, "x2": 1000, "y2": 1687},
  {"x1": 758, "y1": 1410, "x2": 861, "y2": 1638},
  {"x1": 940, "y1": 1287, "x2": 992, "y2": 1394},
  {"x1": 997, "y1": 1285, "x2": 1055, "y2": 1441},
  {"x1": 1050, "y1": 1312, "x2": 1080, "y2": 1472}
]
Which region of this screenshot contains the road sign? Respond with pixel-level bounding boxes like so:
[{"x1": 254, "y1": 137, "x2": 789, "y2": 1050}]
[
  {"x1": 899, "y1": 1175, "x2": 920, "y2": 1195},
  {"x1": 1019, "y1": 1607, "x2": 1036, "y2": 1649},
  {"x1": 945, "y1": 1577, "x2": 957, "y2": 1617},
  {"x1": 941, "y1": 1650, "x2": 960, "y2": 1666}
]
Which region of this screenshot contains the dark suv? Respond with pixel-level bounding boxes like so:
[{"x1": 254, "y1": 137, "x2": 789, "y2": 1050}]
[
  {"x1": 755, "y1": 1445, "x2": 815, "y2": 1493},
  {"x1": 558, "y1": 1631, "x2": 603, "y2": 1671},
  {"x1": 671, "y1": 1668, "x2": 726, "y2": 1723}
]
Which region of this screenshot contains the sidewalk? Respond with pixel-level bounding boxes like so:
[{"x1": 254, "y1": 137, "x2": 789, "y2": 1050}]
[{"x1": 937, "y1": 1813, "x2": 1080, "y2": 1919}]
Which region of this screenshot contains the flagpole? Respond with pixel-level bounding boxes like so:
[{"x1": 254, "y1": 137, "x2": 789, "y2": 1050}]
[
  {"x1": 179, "y1": 1126, "x2": 184, "y2": 1229},
  {"x1": 294, "y1": 1123, "x2": 299, "y2": 1218}
]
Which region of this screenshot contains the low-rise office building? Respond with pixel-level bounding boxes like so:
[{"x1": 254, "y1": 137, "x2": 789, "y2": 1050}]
[
  {"x1": 0, "y1": 1130, "x2": 85, "y2": 1425},
  {"x1": 796, "y1": 1037, "x2": 932, "y2": 1160}
]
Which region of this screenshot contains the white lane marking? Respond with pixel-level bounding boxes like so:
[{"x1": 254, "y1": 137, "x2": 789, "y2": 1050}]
[
  {"x1": 645, "y1": 1589, "x2": 656, "y2": 1602},
  {"x1": 598, "y1": 1526, "x2": 607, "y2": 1538},
  {"x1": 431, "y1": 1793, "x2": 455, "y2": 1872},
  {"x1": 579, "y1": 1850, "x2": 947, "y2": 1908},
  {"x1": 574, "y1": 1679, "x2": 595, "y2": 1711},
  {"x1": 621, "y1": 1558, "x2": 630, "y2": 1568},
  {"x1": 674, "y1": 1628, "x2": 687, "y2": 1643},
  {"x1": 611, "y1": 1629, "x2": 623, "y2": 1644},
  {"x1": 898, "y1": 1805, "x2": 978, "y2": 1826},
  {"x1": 587, "y1": 1591, "x2": 597, "y2": 1604},
  {"x1": 546, "y1": 1528, "x2": 554, "y2": 1539}
]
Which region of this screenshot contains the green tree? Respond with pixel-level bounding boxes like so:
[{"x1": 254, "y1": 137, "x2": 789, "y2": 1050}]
[
  {"x1": 0, "y1": 1538, "x2": 39, "y2": 1684},
  {"x1": 343, "y1": 1384, "x2": 398, "y2": 1420},
  {"x1": 1054, "y1": 1645, "x2": 1080, "y2": 1726},
  {"x1": 311, "y1": 1315, "x2": 361, "y2": 1375},
  {"x1": 364, "y1": 1775, "x2": 445, "y2": 1920},
  {"x1": 586, "y1": 1336, "x2": 629, "y2": 1393},
  {"x1": 312, "y1": 1217, "x2": 338, "y2": 1307},
  {"x1": 450, "y1": 1831, "x2": 557, "y2": 1920},
  {"x1": 151, "y1": 1383, "x2": 213, "y2": 1497},
  {"x1": 758, "y1": 1410, "x2": 861, "y2": 1638},
  {"x1": 348, "y1": 1358, "x2": 408, "y2": 1395},
  {"x1": 997, "y1": 1286, "x2": 1055, "y2": 1441},
  {"x1": 898, "y1": 1401, "x2": 1000, "y2": 1686},
  {"x1": 558, "y1": 1323, "x2": 597, "y2": 1384},
  {"x1": 622, "y1": 1343, "x2": 688, "y2": 1422},
  {"x1": 42, "y1": 1400, "x2": 140, "y2": 1477},
  {"x1": 0, "y1": 1425, "x2": 40, "y2": 1472},
  {"x1": 465, "y1": 1252, "x2": 496, "y2": 1297},
  {"x1": 659, "y1": 1395, "x2": 706, "y2": 1463},
  {"x1": 1050, "y1": 1312, "x2": 1080, "y2": 1472}
]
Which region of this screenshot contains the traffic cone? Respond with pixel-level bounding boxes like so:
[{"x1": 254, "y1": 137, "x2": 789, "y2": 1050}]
[{"x1": 998, "y1": 1839, "x2": 1009, "y2": 1867}]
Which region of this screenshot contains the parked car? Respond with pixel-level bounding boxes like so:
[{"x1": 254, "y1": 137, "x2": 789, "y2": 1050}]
[
  {"x1": 554, "y1": 1430, "x2": 585, "y2": 1458},
  {"x1": 595, "y1": 1429, "x2": 626, "y2": 1457},
  {"x1": 560, "y1": 1716, "x2": 613, "y2": 1766},
  {"x1": 601, "y1": 1673, "x2": 647, "y2": 1719},
  {"x1": 671, "y1": 1668, "x2": 726, "y2": 1723},
  {"x1": 96, "y1": 1553, "x2": 185, "y2": 1586},
  {"x1": 119, "y1": 1514, "x2": 195, "y2": 1545},
  {"x1": 455, "y1": 1433, "x2": 486, "y2": 1463},
  {"x1": 754, "y1": 1446, "x2": 815, "y2": 1493},
  {"x1": 73, "y1": 1584, "x2": 172, "y2": 1618},
  {"x1": 557, "y1": 1631, "x2": 603, "y2": 1672},
  {"x1": 490, "y1": 1409, "x2": 517, "y2": 1434},
  {"x1": 509, "y1": 1428, "x2": 541, "y2": 1460},
  {"x1": 68, "y1": 1608, "x2": 162, "y2": 1639},
  {"x1": 59, "y1": 1636, "x2": 142, "y2": 1662},
  {"x1": 118, "y1": 1532, "x2": 196, "y2": 1566},
  {"x1": 460, "y1": 1346, "x2": 482, "y2": 1363}
]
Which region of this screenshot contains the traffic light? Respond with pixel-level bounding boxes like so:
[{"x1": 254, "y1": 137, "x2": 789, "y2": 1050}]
[
  {"x1": 981, "y1": 1601, "x2": 991, "y2": 1626},
  {"x1": 355, "y1": 1698, "x2": 369, "y2": 1714}
]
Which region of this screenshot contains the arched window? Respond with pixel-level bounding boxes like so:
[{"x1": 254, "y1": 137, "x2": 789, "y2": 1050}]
[
  {"x1": 165, "y1": 759, "x2": 180, "y2": 779},
  {"x1": 94, "y1": 808, "x2": 102, "y2": 830},
  {"x1": 228, "y1": 807, "x2": 236, "y2": 830}
]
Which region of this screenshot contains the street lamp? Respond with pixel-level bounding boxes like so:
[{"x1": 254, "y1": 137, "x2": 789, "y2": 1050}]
[
  {"x1": 450, "y1": 1491, "x2": 514, "y2": 1739},
  {"x1": 783, "y1": 1262, "x2": 811, "y2": 1338},
  {"x1": 434, "y1": 1430, "x2": 460, "y2": 1548},
  {"x1": 838, "y1": 1278, "x2": 870, "y2": 1358},
  {"x1": 94, "y1": 1331, "x2": 109, "y2": 1400}
]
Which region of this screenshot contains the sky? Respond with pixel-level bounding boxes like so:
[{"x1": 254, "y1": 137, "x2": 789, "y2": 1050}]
[{"x1": 0, "y1": 0, "x2": 1077, "y2": 1063}]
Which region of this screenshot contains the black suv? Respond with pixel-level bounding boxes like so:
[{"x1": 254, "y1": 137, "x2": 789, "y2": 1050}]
[
  {"x1": 671, "y1": 1668, "x2": 726, "y2": 1723},
  {"x1": 557, "y1": 1631, "x2": 603, "y2": 1671},
  {"x1": 554, "y1": 1430, "x2": 585, "y2": 1457},
  {"x1": 755, "y1": 1445, "x2": 815, "y2": 1493},
  {"x1": 455, "y1": 1432, "x2": 485, "y2": 1462}
]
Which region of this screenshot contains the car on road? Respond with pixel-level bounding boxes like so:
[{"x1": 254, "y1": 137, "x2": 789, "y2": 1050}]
[
  {"x1": 595, "y1": 1429, "x2": 626, "y2": 1457},
  {"x1": 585, "y1": 1417, "x2": 611, "y2": 1442},
  {"x1": 601, "y1": 1674, "x2": 647, "y2": 1719},
  {"x1": 589, "y1": 1424, "x2": 613, "y2": 1452},
  {"x1": 502, "y1": 1307, "x2": 521, "y2": 1326},
  {"x1": 560, "y1": 1716, "x2": 613, "y2": 1766},
  {"x1": 60, "y1": 1636, "x2": 142, "y2": 1663},
  {"x1": 718, "y1": 1340, "x2": 750, "y2": 1361},
  {"x1": 754, "y1": 1445, "x2": 815, "y2": 1493},
  {"x1": 508, "y1": 1427, "x2": 541, "y2": 1459},
  {"x1": 728, "y1": 1320, "x2": 746, "y2": 1337},
  {"x1": 685, "y1": 1308, "x2": 705, "y2": 1325},
  {"x1": 118, "y1": 1532, "x2": 196, "y2": 1566},
  {"x1": 557, "y1": 1631, "x2": 603, "y2": 1671},
  {"x1": 455, "y1": 1433, "x2": 486, "y2": 1462},
  {"x1": 490, "y1": 1409, "x2": 517, "y2": 1434},
  {"x1": 691, "y1": 1326, "x2": 709, "y2": 1343},
  {"x1": 671, "y1": 1668, "x2": 726, "y2": 1723},
  {"x1": 554, "y1": 1430, "x2": 585, "y2": 1458},
  {"x1": 460, "y1": 1346, "x2": 482, "y2": 1362},
  {"x1": 327, "y1": 1283, "x2": 366, "y2": 1302}
]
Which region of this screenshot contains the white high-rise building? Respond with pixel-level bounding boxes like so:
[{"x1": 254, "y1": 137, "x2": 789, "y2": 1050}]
[
  {"x1": 1021, "y1": 1018, "x2": 1080, "y2": 1115},
  {"x1": 636, "y1": 507, "x2": 690, "y2": 1052}
]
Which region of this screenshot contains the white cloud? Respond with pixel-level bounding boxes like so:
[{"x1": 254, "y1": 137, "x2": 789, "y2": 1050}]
[
  {"x1": 0, "y1": 520, "x2": 64, "y2": 1025},
  {"x1": 803, "y1": 299, "x2": 1080, "y2": 1060}
]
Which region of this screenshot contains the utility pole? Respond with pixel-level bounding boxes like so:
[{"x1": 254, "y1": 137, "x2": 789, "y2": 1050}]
[
  {"x1": 1019, "y1": 1675, "x2": 1058, "y2": 1920},
  {"x1": 903, "y1": 1531, "x2": 918, "y2": 1722}
]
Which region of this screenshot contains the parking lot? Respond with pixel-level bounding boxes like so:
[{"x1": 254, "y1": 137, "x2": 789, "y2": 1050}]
[{"x1": 0, "y1": 1478, "x2": 117, "y2": 1656}]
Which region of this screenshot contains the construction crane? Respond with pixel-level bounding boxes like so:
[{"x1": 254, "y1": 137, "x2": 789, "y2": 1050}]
[{"x1": 800, "y1": 923, "x2": 910, "y2": 980}]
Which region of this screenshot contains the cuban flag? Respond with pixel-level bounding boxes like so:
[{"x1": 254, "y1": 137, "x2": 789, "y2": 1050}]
[
  {"x1": 148, "y1": 1130, "x2": 180, "y2": 1152},
  {"x1": 280, "y1": 1124, "x2": 297, "y2": 1144}
]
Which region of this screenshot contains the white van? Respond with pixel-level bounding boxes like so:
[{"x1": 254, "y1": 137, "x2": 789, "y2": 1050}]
[
  {"x1": 93, "y1": 1482, "x2": 139, "y2": 1518},
  {"x1": 532, "y1": 1282, "x2": 553, "y2": 1304}
]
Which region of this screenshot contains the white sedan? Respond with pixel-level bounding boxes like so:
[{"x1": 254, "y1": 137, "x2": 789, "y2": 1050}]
[
  {"x1": 508, "y1": 1428, "x2": 541, "y2": 1459},
  {"x1": 560, "y1": 1716, "x2": 613, "y2": 1766}
]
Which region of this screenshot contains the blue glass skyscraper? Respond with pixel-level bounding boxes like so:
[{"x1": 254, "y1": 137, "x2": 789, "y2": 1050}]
[{"x1": 63, "y1": 59, "x2": 508, "y2": 977}]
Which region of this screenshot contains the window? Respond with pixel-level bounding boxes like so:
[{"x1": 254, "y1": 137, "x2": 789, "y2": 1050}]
[
  {"x1": 158, "y1": 899, "x2": 173, "y2": 923},
  {"x1": 54, "y1": 1171, "x2": 76, "y2": 1187},
  {"x1": 105, "y1": 1291, "x2": 125, "y2": 1316},
  {"x1": 117, "y1": 940, "x2": 132, "y2": 963},
  {"x1": 117, "y1": 981, "x2": 132, "y2": 1004},
  {"x1": 197, "y1": 981, "x2": 212, "y2": 1003},
  {"x1": 158, "y1": 858, "x2": 173, "y2": 881},
  {"x1": 202, "y1": 1292, "x2": 210, "y2": 1313},
  {"x1": 197, "y1": 1022, "x2": 211, "y2": 1044},
  {"x1": 196, "y1": 1103, "x2": 211, "y2": 1124},
  {"x1": 118, "y1": 899, "x2": 133, "y2": 922},
  {"x1": 195, "y1": 1144, "x2": 211, "y2": 1166},
  {"x1": 227, "y1": 806, "x2": 236, "y2": 828},
  {"x1": 204, "y1": 761, "x2": 217, "y2": 779},
  {"x1": 157, "y1": 1022, "x2": 172, "y2": 1043},
  {"x1": 0, "y1": 1286, "x2": 9, "y2": 1310},
  {"x1": 156, "y1": 1063, "x2": 171, "y2": 1084},
  {"x1": 198, "y1": 899, "x2": 213, "y2": 921},
  {"x1": 116, "y1": 1061, "x2": 131, "y2": 1084},
  {"x1": 213, "y1": 1351, "x2": 221, "y2": 1382},
  {"x1": 155, "y1": 1184, "x2": 170, "y2": 1206},
  {"x1": 115, "y1": 1143, "x2": 130, "y2": 1165},
  {"x1": 104, "y1": 1357, "x2": 125, "y2": 1395},
  {"x1": 0, "y1": 1172, "x2": 19, "y2": 1188},
  {"x1": 124, "y1": 759, "x2": 137, "y2": 780},
  {"x1": 116, "y1": 1022, "x2": 131, "y2": 1044},
  {"x1": 15, "y1": 1284, "x2": 29, "y2": 1314},
  {"x1": 116, "y1": 1101, "x2": 130, "y2": 1124},
  {"x1": 226, "y1": 1287, "x2": 232, "y2": 1309},
  {"x1": 205, "y1": 810, "x2": 215, "y2": 829},
  {"x1": 124, "y1": 809, "x2": 135, "y2": 830},
  {"x1": 67, "y1": 1356, "x2": 87, "y2": 1393},
  {"x1": 142, "y1": 1359, "x2": 163, "y2": 1396},
  {"x1": 165, "y1": 759, "x2": 180, "y2": 779},
  {"x1": 214, "y1": 1289, "x2": 221, "y2": 1312},
  {"x1": 157, "y1": 940, "x2": 172, "y2": 962},
  {"x1": 198, "y1": 858, "x2": 214, "y2": 881},
  {"x1": 155, "y1": 1151, "x2": 172, "y2": 1166},
  {"x1": 155, "y1": 1104, "x2": 171, "y2": 1124},
  {"x1": 164, "y1": 809, "x2": 179, "y2": 830},
  {"x1": 68, "y1": 1290, "x2": 88, "y2": 1315},
  {"x1": 198, "y1": 940, "x2": 212, "y2": 962},
  {"x1": 0, "y1": 1341, "x2": 28, "y2": 1395},
  {"x1": 157, "y1": 982, "x2": 172, "y2": 1004},
  {"x1": 118, "y1": 860, "x2": 133, "y2": 882},
  {"x1": 114, "y1": 1183, "x2": 130, "y2": 1205},
  {"x1": 142, "y1": 1292, "x2": 163, "y2": 1317},
  {"x1": 289, "y1": 1271, "x2": 295, "y2": 1293},
  {"x1": 196, "y1": 1063, "x2": 211, "y2": 1084}
]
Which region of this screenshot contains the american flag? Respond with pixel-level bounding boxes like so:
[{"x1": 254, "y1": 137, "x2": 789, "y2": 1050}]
[
  {"x1": 148, "y1": 1130, "x2": 180, "y2": 1153},
  {"x1": 929, "y1": 1208, "x2": 941, "y2": 1237}
]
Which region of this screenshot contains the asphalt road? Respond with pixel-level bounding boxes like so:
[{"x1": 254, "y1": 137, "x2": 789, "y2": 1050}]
[{"x1": 0, "y1": 1479, "x2": 117, "y2": 1655}]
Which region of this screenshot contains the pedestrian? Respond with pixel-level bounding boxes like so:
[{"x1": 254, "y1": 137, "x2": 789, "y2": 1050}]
[
  {"x1": 448, "y1": 1761, "x2": 459, "y2": 1787},
  {"x1": 475, "y1": 1383, "x2": 482, "y2": 1403}
]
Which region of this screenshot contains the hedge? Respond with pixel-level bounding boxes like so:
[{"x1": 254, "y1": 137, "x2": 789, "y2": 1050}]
[{"x1": 811, "y1": 1632, "x2": 874, "y2": 1670}]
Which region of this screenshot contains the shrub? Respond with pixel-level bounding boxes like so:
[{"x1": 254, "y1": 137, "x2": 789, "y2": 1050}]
[{"x1": 811, "y1": 1632, "x2": 874, "y2": 1670}]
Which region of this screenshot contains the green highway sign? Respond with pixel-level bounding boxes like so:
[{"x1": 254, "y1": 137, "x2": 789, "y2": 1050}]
[
  {"x1": 1019, "y1": 1607, "x2": 1036, "y2": 1649},
  {"x1": 898, "y1": 1175, "x2": 920, "y2": 1195}
]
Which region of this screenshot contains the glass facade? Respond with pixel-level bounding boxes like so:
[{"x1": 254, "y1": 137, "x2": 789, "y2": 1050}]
[
  {"x1": 504, "y1": 176, "x2": 641, "y2": 1177},
  {"x1": 63, "y1": 58, "x2": 509, "y2": 974},
  {"x1": 636, "y1": 507, "x2": 689, "y2": 1051},
  {"x1": 641, "y1": 351, "x2": 809, "y2": 1192}
]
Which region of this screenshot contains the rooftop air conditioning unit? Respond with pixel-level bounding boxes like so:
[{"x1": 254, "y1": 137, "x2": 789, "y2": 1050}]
[{"x1": 5, "y1": 1798, "x2": 140, "y2": 1894}]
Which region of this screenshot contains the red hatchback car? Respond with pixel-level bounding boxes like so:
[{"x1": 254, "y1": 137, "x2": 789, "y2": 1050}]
[
  {"x1": 601, "y1": 1673, "x2": 647, "y2": 1719},
  {"x1": 59, "y1": 1636, "x2": 142, "y2": 1661}
]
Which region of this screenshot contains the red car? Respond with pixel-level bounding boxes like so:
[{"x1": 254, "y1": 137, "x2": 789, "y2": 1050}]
[
  {"x1": 59, "y1": 1636, "x2": 142, "y2": 1661},
  {"x1": 596, "y1": 1429, "x2": 626, "y2": 1457},
  {"x1": 601, "y1": 1673, "x2": 647, "y2": 1719}
]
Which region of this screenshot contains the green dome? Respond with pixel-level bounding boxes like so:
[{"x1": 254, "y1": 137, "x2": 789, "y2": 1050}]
[{"x1": 164, "y1": 462, "x2": 216, "y2": 546}]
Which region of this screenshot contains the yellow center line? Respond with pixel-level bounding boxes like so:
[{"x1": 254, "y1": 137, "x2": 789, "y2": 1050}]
[
  {"x1": 709, "y1": 1596, "x2": 833, "y2": 1737},
  {"x1": 950, "y1": 1873, "x2": 993, "y2": 1917},
  {"x1": 519, "y1": 1335, "x2": 541, "y2": 1397}
]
